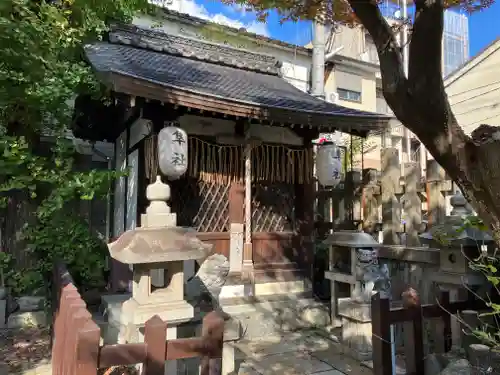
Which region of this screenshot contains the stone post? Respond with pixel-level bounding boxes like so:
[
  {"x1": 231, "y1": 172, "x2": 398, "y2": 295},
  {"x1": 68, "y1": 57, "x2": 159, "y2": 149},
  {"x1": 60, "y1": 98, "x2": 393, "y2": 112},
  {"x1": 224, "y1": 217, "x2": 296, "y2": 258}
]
[
  {"x1": 362, "y1": 168, "x2": 381, "y2": 234},
  {"x1": 426, "y1": 160, "x2": 446, "y2": 227},
  {"x1": 461, "y1": 310, "x2": 481, "y2": 355},
  {"x1": 381, "y1": 148, "x2": 401, "y2": 245},
  {"x1": 345, "y1": 170, "x2": 362, "y2": 225},
  {"x1": 403, "y1": 162, "x2": 422, "y2": 246}
]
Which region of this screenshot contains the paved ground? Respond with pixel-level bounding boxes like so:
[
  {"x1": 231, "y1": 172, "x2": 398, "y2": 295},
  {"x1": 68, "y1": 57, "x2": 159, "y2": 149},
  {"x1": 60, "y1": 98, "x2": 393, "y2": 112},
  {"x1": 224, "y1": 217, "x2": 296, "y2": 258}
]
[
  {"x1": 231, "y1": 330, "x2": 374, "y2": 375},
  {"x1": 0, "y1": 328, "x2": 374, "y2": 375}
]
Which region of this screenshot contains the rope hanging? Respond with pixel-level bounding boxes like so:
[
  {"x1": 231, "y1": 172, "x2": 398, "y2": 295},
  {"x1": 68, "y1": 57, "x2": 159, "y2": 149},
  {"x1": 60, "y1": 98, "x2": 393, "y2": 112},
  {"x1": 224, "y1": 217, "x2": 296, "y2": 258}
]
[{"x1": 144, "y1": 134, "x2": 314, "y2": 184}]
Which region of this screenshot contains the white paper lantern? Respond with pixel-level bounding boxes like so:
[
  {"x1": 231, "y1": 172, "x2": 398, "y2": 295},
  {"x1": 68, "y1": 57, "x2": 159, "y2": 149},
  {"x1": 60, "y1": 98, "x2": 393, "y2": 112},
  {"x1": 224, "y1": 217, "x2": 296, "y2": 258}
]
[
  {"x1": 158, "y1": 126, "x2": 188, "y2": 179},
  {"x1": 316, "y1": 143, "x2": 342, "y2": 187}
]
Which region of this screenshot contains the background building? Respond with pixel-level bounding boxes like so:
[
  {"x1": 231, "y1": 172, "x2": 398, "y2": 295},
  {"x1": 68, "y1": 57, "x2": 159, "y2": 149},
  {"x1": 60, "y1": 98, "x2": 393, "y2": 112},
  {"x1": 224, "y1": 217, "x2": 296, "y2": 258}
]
[
  {"x1": 322, "y1": 1, "x2": 470, "y2": 173},
  {"x1": 378, "y1": 0, "x2": 470, "y2": 76},
  {"x1": 445, "y1": 38, "x2": 500, "y2": 136}
]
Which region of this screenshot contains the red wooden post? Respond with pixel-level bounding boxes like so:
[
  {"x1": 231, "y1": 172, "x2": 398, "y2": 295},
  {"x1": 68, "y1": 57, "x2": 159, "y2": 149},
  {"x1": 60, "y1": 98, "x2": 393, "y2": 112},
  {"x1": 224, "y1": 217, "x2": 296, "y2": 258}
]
[
  {"x1": 76, "y1": 320, "x2": 101, "y2": 375},
  {"x1": 199, "y1": 311, "x2": 224, "y2": 375},
  {"x1": 58, "y1": 286, "x2": 83, "y2": 375},
  {"x1": 142, "y1": 315, "x2": 168, "y2": 375},
  {"x1": 371, "y1": 293, "x2": 392, "y2": 375},
  {"x1": 403, "y1": 288, "x2": 424, "y2": 375},
  {"x1": 67, "y1": 302, "x2": 89, "y2": 375}
]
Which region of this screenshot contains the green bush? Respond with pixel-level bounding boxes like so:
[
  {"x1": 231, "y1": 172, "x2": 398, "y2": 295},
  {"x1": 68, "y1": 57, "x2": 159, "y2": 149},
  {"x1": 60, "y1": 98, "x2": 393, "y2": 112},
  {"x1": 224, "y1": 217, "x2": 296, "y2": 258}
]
[{"x1": 23, "y1": 212, "x2": 109, "y2": 294}]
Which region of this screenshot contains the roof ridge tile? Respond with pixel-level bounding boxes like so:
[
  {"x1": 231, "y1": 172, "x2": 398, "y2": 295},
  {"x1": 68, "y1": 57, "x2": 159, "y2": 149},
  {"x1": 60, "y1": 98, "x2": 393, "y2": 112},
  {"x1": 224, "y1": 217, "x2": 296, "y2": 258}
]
[{"x1": 108, "y1": 24, "x2": 282, "y2": 75}]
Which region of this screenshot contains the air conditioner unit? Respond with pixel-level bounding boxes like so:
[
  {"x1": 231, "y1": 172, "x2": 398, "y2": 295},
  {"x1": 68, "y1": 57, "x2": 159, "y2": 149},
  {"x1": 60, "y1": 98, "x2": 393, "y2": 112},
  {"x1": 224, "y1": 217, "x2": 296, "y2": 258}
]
[
  {"x1": 360, "y1": 51, "x2": 370, "y2": 62},
  {"x1": 328, "y1": 92, "x2": 339, "y2": 103}
]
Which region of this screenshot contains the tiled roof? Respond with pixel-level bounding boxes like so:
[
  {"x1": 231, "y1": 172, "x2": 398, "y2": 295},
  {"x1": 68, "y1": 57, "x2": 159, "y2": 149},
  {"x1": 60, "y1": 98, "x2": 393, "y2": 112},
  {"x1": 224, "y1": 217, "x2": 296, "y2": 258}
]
[
  {"x1": 108, "y1": 24, "x2": 282, "y2": 74},
  {"x1": 85, "y1": 25, "x2": 391, "y2": 135}
]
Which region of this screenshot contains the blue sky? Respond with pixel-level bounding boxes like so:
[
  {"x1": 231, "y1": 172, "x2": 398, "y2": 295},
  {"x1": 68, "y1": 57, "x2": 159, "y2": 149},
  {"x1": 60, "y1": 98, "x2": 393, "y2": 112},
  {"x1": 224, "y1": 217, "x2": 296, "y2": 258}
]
[
  {"x1": 188, "y1": 0, "x2": 499, "y2": 59},
  {"x1": 469, "y1": 1, "x2": 500, "y2": 56}
]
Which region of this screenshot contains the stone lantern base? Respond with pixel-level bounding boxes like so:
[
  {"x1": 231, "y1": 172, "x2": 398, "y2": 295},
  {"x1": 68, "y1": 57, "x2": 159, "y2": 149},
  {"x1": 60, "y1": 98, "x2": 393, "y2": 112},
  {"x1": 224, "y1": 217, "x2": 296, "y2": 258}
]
[
  {"x1": 338, "y1": 297, "x2": 373, "y2": 361},
  {"x1": 118, "y1": 298, "x2": 194, "y2": 343}
]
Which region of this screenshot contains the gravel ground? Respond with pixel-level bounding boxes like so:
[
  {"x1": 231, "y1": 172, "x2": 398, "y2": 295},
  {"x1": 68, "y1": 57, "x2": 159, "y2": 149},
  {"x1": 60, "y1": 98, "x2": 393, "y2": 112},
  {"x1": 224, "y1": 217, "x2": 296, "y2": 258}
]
[{"x1": 0, "y1": 327, "x2": 51, "y2": 374}]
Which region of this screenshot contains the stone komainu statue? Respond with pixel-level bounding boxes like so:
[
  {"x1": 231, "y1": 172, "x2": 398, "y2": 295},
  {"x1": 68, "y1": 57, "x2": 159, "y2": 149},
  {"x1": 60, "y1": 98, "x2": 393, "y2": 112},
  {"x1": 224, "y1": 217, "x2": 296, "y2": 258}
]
[{"x1": 185, "y1": 254, "x2": 229, "y2": 311}]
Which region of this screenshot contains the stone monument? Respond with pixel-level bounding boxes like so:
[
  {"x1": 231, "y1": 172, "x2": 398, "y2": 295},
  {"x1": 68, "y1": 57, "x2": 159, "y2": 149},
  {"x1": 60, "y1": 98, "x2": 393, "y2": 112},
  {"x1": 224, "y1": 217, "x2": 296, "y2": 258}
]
[
  {"x1": 324, "y1": 230, "x2": 387, "y2": 361},
  {"x1": 107, "y1": 176, "x2": 213, "y2": 345}
]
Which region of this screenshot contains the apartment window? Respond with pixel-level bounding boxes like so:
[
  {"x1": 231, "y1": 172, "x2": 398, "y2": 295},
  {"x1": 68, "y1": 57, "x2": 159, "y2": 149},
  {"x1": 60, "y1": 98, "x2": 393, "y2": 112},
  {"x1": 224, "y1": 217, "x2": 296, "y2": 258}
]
[
  {"x1": 338, "y1": 88, "x2": 362, "y2": 103},
  {"x1": 336, "y1": 70, "x2": 363, "y2": 103}
]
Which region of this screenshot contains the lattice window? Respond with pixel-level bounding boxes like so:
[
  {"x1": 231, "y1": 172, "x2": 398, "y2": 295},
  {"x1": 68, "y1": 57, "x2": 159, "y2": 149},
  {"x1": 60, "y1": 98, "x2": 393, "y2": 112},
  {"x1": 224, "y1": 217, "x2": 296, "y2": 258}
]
[
  {"x1": 251, "y1": 182, "x2": 295, "y2": 232},
  {"x1": 170, "y1": 177, "x2": 229, "y2": 232}
]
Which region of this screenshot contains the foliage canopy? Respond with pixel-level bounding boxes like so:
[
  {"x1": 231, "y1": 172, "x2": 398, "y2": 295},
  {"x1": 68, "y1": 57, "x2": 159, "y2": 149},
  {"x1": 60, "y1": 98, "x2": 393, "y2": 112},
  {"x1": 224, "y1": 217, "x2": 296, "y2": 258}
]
[{"x1": 0, "y1": 0, "x2": 150, "y2": 293}]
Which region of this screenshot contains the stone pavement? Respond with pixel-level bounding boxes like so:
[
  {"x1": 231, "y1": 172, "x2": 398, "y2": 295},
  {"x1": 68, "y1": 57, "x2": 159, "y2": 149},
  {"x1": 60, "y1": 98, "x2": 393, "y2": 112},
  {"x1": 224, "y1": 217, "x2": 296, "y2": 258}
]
[
  {"x1": 232, "y1": 330, "x2": 374, "y2": 375},
  {"x1": 0, "y1": 330, "x2": 374, "y2": 375}
]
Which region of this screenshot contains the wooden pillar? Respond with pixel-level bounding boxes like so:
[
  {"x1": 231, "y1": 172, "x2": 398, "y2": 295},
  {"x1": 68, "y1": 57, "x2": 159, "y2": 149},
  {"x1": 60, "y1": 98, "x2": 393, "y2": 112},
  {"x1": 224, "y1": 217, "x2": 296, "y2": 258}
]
[
  {"x1": 295, "y1": 143, "x2": 315, "y2": 282},
  {"x1": 228, "y1": 182, "x2": 244, "y2": 276},
  {"x1": 242, "y1": 144, "x2": 254, "y2": 280},
  {"x1": 111, "y1": 127, "x2": 132, "y2": 292}
]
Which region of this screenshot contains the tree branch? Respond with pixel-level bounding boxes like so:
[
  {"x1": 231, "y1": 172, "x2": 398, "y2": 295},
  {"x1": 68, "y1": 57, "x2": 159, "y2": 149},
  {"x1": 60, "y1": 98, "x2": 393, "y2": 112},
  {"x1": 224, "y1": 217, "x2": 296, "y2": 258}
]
[
  {"x1": 408, "y1": 0, "x2": 444, "y2": 88},
  {"x1": 345, "y1": 0, "x2": 500, "y2": 243},
  {"x1": 346, "y1": 0, "x2": 409, "y2": 119}
]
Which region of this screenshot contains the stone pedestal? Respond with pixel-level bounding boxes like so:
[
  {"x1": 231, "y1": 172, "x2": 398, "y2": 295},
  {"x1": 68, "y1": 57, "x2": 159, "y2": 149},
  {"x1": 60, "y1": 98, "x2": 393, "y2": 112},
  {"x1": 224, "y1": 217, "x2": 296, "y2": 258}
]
[
  {"x1": 338, "y1": 297, "x2": 373, "y2": 361},
  {"x1": 323, "y1": 231, "x2": 384, "y2": 330}
]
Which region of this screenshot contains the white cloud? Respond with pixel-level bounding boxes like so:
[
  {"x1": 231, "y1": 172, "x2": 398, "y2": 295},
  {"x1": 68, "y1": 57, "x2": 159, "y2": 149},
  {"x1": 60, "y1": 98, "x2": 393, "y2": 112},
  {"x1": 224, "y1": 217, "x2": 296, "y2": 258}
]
[{"x1": 178, "y1": 0, "x2": 269, "y2": 36}]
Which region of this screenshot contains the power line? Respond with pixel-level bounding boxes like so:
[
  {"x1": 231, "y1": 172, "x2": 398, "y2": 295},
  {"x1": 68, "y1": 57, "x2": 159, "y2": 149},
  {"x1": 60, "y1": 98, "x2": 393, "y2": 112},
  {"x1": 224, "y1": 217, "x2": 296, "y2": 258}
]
[
  {"x1": 454, "y1": 102, "x2": 500, "y2": 117},
  {"x1": 451, "y1": 85, "x2": 500, "y2": 106},
  {"x1": 464, "y1": 110, "x2": 500, "y2": 128},
  {"x1": 447, "y1": 79, "x2": 500, "y2": 98}
]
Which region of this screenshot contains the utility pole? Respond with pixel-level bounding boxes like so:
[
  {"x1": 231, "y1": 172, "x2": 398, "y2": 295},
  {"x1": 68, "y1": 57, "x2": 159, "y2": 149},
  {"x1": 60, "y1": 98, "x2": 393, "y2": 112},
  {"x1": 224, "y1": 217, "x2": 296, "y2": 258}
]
[
  {"x1": 402, "y1": 0, "x2": 411, "y2": 167},
  {"x1": 311, "y1": 19, "x2": 326, "y2": 100}
]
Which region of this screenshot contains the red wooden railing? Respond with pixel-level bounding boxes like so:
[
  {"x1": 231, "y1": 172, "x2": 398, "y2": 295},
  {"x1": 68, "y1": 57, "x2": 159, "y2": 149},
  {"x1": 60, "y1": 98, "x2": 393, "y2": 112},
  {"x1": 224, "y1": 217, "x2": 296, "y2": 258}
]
[{"x1": 51, "y1": 262, "x2": 224, "y2": 375}]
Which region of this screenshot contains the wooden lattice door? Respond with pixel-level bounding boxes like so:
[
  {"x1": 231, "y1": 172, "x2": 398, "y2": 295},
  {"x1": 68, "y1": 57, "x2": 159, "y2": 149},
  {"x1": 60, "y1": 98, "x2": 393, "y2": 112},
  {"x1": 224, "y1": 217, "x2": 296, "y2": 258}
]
[{"x1": 169, "y1": 177, "x2": 230, "y2": 232}]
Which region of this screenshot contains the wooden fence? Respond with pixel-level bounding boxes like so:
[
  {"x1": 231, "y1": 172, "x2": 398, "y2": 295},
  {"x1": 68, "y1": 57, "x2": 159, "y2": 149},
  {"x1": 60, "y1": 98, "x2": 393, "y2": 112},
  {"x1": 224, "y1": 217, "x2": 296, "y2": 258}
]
[
  {"x1": 371, "y1": 290, "x2": 486, "y2": 375},
  {"x1": 51, "y1": 262, "x2": 224, "y2": 375}
]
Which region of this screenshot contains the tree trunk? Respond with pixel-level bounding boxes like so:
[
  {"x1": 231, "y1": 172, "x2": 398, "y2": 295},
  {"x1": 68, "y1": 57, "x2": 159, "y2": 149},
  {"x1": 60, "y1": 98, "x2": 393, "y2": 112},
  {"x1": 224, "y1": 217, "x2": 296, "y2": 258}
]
[{"x1": 347, "y1": 0, "x2": 500, "y2": 243}]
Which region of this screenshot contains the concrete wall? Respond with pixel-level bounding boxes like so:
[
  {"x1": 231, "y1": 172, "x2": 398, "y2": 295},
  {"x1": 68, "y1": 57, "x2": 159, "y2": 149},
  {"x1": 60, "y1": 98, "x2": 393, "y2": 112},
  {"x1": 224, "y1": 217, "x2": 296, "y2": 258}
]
[
  {"x1": 328, "y1": 25, "x2": 366, "y2": 61},
  {"x1": 445, "y1": 41, "x2": 500, "y2": 135}
]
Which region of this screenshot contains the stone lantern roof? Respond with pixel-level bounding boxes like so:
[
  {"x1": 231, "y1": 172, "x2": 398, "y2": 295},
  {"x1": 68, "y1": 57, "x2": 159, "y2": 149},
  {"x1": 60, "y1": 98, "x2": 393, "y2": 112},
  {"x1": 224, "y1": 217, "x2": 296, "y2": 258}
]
[
  {"x1": 323, "y1": 230, "x2": 382, "y2": 248},
  {"x1": 419, "y1": 192, "x2": 493, "y2": 247},
  {"x1": 108, "y1": 176, "x2": 212, "y2": 265},
  {"x1": 108, "y1": 226, "x2": 212, "y2": 264}
]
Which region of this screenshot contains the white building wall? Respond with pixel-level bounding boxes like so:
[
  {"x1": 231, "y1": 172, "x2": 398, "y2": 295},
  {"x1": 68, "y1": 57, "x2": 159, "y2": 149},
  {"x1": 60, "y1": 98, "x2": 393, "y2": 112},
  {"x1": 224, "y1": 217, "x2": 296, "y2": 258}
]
[{"x1": 133, "y1": 15, "x2": 311, "y2": 93}]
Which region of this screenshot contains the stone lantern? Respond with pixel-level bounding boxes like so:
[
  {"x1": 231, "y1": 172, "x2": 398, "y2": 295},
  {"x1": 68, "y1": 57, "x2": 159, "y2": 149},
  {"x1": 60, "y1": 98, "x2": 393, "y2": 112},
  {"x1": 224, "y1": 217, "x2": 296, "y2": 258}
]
[
  {"x1": 107, "y1": 176, "x2": 212, "y2": 345},
  {"x1": 420, "y1": 192, "x2": 491, "y2": 347},
  {"x1": 323, "y1": 230, "x2": 387, "y2": 361},
  {"x1": 420, "y1": 192, "x2": 490, "y2": 288}
]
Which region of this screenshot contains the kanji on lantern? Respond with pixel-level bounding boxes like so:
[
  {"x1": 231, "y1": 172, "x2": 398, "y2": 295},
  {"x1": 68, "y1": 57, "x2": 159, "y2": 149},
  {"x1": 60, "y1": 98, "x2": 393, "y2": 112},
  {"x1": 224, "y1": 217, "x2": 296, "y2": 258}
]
[
  {"x1": 315, "y1": 141, "x2": 342, "y2": 187},
  {"x1": 158, "y1": 126, "x2": 188, "y2": 178}
]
